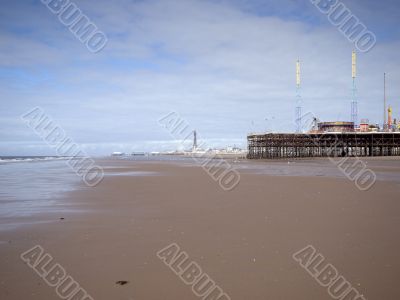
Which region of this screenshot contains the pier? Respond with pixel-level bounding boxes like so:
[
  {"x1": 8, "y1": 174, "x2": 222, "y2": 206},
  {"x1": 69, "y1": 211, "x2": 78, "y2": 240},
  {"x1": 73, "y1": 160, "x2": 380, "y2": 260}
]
[{"x1": 247, "y1": 132, "x2": 400, "y2": 159}]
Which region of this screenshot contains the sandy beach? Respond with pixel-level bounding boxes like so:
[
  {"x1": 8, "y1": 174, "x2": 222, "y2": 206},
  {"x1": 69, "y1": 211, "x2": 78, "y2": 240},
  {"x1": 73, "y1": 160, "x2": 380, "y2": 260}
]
[{"x1": 1, "y1": 157, "x2": 400, "y2": 300}]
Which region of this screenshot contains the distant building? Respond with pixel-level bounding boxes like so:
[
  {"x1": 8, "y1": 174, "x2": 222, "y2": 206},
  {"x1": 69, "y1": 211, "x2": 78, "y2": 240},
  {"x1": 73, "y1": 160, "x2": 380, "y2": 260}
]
[
  {"x1": 360, "y1": 119, "x2": 369, "y2": 132},
  {"x1": 111, "y1": 152, "x2": 125, "y2": 156},
  {"x1": 317, "y1": 121, "x2": 354, "y2": 133}
]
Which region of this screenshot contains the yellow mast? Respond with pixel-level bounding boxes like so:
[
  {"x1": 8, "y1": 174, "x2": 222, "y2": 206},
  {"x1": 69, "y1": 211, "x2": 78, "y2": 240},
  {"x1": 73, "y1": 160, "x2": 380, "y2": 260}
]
[
  {"x1": 352, "y1": 50, "x2": 356, "y2": 79},
  {"x1": 388, "y1": 106, "x2": 392, "y2": 128}
]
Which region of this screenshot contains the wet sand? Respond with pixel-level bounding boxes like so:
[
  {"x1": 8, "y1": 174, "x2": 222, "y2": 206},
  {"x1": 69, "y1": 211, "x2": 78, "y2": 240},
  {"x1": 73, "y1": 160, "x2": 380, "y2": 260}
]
[{"x1": 1, "y1": 158, "x2": 400, "y2": 300}]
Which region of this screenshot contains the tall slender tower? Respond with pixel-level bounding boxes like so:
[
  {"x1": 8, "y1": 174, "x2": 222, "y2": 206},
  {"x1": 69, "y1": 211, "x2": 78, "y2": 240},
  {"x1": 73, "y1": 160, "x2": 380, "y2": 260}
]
[
  {"x1": 351, "y1": 50, "x2": 358, "y2": 127},
  {"x1": 384, "y1": 73, "x2": 387, "y2": 130},
  {"x1": 295, "y1": 59, "x2": 302, "y2": 133},
  {"x1": 193, "y1": 130, "x2": 198, "y2": 152}
]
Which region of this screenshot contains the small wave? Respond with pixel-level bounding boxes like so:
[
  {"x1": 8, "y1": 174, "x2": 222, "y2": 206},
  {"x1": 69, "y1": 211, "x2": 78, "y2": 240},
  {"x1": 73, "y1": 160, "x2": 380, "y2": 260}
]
[{"x1": 0, "y1": 157, "x2": 71, "y2": 164}]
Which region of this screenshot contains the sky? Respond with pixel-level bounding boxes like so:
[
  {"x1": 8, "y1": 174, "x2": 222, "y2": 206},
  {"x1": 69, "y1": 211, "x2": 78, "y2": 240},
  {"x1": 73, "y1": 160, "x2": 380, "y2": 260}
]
[{"x1": 1, "y1": 0, "x2": 399, "y2": 155}]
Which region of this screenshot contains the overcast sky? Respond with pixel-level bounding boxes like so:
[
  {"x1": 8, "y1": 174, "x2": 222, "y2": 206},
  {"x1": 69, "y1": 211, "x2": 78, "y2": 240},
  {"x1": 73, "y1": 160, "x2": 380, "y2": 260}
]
[{"x1": 1, "y1": 0, "x2": 399, "y2": 155}]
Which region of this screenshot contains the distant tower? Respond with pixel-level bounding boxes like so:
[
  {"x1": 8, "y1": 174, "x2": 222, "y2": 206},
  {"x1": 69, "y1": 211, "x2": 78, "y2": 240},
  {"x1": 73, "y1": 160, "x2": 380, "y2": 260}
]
[
  {"x1": 295, "y1": 59, "x2": 302, "y2": 133},
  {"x1": 384, "y1": 73, "x2": 387, "y2": 130},
  {"x1": 351, "y1": 50, "x2": 358, "y2": 127},
  {"x1": 193, "y1": 130, "x2": 198, "y2": 152}
]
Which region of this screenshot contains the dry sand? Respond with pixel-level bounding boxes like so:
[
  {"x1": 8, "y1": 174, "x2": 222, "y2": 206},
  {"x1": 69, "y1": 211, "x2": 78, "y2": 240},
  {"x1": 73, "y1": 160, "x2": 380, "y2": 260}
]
[{"x1": 1, "y1": 158, "x2": 400, "y2": 300}]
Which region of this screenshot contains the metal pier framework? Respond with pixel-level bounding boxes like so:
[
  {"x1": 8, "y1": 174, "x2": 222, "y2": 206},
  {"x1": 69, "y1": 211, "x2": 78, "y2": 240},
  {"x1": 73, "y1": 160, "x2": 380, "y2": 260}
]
[{"x1": 247, "y1": 133, "x2": 400, "y2": 159}]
